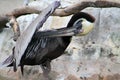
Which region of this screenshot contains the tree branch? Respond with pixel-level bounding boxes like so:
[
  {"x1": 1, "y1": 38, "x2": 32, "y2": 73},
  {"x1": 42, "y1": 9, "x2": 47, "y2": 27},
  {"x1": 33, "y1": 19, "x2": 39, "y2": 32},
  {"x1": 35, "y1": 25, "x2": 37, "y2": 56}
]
[
  {"x1": 0, "y1": 0, "x2": 120, "y2": 29},
  {"x1": 53, "y1": 0, "x2": 120, "y2": 16},
  {"x1": 0, "y1": 7, "x2": 40, "y2": 29}
]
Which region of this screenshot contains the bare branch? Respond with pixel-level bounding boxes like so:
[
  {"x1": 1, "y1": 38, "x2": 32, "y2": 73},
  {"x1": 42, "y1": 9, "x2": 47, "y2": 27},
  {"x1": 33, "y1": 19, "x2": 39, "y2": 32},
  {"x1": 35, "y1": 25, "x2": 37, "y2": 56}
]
[
  {"x1": 0, "y1": 0, "x2": 120, "y2": 28},
  {"x1": 9, "y1": 16, "x2": 20, "y2": 41},
  {"x1": 0, "y1": 7, "x2": 40, "y2": 29},
  {"x1": 6, "y1": 0, "x2": 120, "y2": 17},
  {"x1": 6, "y1": 7, "x2": 40, "y2": 17},
  {"x1": 53, "y1": 0, "x2": 120, "y2": 16}
]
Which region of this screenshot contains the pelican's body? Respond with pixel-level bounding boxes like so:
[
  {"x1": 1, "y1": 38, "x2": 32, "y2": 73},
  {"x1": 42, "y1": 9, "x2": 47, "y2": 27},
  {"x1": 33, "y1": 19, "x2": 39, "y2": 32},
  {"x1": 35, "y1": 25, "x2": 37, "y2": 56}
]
[
  {"x1": 21, "y1": 36, "x2": 71, "y2": 65},
  {"x1": 1, "y1": 12, "x2": 95, "y2": 76}
]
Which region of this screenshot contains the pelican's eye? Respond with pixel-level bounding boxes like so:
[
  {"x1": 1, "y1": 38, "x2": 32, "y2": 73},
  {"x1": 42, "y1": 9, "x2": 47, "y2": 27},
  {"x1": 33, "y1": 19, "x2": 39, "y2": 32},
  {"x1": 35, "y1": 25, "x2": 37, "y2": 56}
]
[{"x1": 73, "y1": 19, "x2": 83, "y2": 29}]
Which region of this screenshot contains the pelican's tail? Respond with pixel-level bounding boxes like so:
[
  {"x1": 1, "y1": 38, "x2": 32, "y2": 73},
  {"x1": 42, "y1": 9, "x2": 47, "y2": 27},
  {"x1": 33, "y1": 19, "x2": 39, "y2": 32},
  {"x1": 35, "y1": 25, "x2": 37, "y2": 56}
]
[
  {"x1": 0, "y1": 54, "x2": 24, "y2": 75},
  {"x1": 0, "y1": 55, "x2": 13, "y2": 68}
]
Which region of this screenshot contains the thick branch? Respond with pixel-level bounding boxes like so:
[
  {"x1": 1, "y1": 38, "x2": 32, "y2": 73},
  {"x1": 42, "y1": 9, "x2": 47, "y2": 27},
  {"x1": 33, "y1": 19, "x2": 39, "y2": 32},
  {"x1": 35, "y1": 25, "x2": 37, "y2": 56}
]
[
  {"x1": 0, "y1": 0, "x2": 120, "y2": 28},
  {"x1": 9, "y1": 16, "x2": 20, "y2": 41},
  {"x1": 6, "y1": 0, "x2": 120, "y2": 17},
  {"x1": 6, "y1": 7, "x2": 40, "y2": 17},
  {"x1": 0, "y1": 7, "x2": 40, "y2": 29},
  {"x1": 53, "y1": 0, "x2": 120, "y2": 16}
]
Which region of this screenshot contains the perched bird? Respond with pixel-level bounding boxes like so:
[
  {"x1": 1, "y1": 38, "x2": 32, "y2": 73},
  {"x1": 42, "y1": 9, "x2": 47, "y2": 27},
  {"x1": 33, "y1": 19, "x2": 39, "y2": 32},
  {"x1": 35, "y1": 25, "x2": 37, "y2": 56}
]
[{"x1": 1, "y1": 12, "x2": 95, "y2": 77}]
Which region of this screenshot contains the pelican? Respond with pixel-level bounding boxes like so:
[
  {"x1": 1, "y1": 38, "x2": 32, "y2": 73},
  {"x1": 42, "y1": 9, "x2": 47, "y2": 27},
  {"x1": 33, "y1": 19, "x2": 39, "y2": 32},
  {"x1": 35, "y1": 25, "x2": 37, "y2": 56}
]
[{"x1": 1, "y1": 12, "x2": 95, "y2": 77}]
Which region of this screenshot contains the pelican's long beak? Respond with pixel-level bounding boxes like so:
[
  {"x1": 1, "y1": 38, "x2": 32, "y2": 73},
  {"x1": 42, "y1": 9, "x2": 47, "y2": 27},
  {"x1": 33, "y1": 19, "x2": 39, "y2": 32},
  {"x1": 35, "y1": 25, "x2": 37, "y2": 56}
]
[
  {"x1": 34, "y1": 27, "x2": 81, "y2": 38},
  {"x1": 34, "y1": 18, "x2": 94, "y2": 38}
]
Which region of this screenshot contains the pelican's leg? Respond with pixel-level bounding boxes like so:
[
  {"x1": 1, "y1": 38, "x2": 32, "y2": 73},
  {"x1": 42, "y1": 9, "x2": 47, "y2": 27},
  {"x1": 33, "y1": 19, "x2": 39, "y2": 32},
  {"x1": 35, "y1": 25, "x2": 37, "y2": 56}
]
[{"x1": 40, "y1": 59, "x2": 51, "y2": 80}]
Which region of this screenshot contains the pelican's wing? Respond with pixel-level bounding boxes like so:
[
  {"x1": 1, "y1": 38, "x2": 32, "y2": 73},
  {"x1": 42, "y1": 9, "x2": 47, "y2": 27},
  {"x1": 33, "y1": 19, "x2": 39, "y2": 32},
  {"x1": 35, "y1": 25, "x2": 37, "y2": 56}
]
[{"x1": 13, "y1": 1, "x2": 60, "y2": 71}]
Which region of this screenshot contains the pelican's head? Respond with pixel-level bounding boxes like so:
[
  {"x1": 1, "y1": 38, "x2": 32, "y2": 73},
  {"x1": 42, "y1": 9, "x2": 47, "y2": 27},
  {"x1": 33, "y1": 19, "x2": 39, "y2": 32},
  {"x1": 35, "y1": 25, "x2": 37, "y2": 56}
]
[
  {"x1": 67, "y1": 12, "x2": 95, "y2": 36},
  {"x1": 73, "y1": 18, "x2": 94, "y2": 36}
]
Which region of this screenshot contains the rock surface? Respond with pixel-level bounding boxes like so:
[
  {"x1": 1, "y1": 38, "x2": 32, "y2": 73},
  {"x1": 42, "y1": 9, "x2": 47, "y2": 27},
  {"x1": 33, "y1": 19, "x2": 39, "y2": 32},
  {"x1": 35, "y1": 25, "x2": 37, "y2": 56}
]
[{"x1": 0, "y1": 0, "x2": 120, "y2": 80}]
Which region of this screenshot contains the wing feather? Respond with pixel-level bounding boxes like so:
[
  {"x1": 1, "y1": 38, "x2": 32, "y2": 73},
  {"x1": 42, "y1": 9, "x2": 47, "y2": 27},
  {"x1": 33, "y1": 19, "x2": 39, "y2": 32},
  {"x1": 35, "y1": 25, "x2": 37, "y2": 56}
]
[{"x1": 13, "y1": 1, "x2": 60, "y2": 70}]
